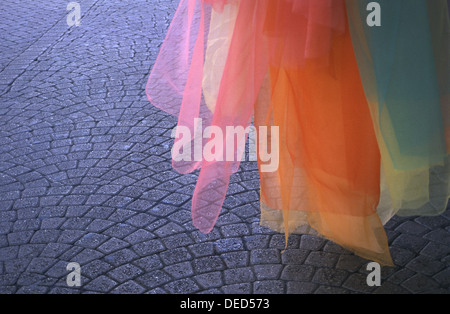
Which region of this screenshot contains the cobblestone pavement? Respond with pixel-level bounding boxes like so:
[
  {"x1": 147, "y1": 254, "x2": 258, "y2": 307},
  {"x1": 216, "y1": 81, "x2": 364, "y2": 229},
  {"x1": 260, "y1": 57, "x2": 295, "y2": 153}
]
[{"x1": 0, "y1": 0, "x2": 449, "y2": 295}]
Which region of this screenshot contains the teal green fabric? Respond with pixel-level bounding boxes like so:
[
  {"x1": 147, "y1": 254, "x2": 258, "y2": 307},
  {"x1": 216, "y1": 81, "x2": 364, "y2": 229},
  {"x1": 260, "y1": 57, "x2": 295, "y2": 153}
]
[{"x1": 351, "y1": 0, "x2": 447, "y2": 170}]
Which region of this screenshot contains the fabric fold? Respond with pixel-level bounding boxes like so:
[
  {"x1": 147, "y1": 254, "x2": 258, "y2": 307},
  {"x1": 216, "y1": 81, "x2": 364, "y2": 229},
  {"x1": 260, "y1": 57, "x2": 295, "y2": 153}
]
[
  {"x1": 346, "y1": 0, "x2": 450, "y2": 224},
  {"x1": 146, "y1": 0, "x2": 449, "y2": 266}
]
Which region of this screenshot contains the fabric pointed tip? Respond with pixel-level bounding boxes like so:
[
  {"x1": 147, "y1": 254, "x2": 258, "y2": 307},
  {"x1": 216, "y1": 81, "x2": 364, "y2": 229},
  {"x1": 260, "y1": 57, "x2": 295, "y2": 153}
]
[
  {"x1": 378, "y1": 257, "x2": 395, "y2": 268},
  {"x1": 360, "y1": 251, "x2": 395, "y2": 268},
  {"x1": 192, "y1": 218, "x2": 216, "y2": 235}
]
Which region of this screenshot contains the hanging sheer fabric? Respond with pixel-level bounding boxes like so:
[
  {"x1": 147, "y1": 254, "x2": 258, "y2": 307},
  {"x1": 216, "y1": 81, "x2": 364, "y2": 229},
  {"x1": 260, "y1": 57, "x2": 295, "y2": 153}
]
[
  {"x1": 257, "y1": 0, "x2": 393, "y2": 266},
  {"x1": 346, "y1": 0, "x2": 450, "y2": 225},
  {"x1": 147, "y1": 0, "x2": 268, "y2": 236},
  {"x1": 146, "y1": 0, "x2": 449, "y2": 266}
]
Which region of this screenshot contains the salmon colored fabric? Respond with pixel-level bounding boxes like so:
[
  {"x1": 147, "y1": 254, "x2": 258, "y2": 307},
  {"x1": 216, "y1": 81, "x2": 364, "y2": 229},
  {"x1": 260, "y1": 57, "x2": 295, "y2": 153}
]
[
  {"x1": 146, "y1": 0, "x2": 449, "y2": 266},
  {"x1": 256, "y1": 0, "x2": 392, "y2": 265}
]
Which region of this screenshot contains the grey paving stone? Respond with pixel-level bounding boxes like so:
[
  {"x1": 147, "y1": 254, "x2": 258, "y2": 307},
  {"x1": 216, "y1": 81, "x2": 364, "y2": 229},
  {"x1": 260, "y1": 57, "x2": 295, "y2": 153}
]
[
  {"x1": 124, "y1": 229, "x2": 155, "y2": 244},
  {"x1": 194, "y1": 272, "x2": 223, "y2": 289},
  {"x1": 48, "y1": 286, "x2": 81, "y2": 294},
  {"x1": 0, "y1": 211, "x2": 16, "y2": 222},
  {"x1": 161, "y1": 193, "x2": 190, "y2": 206},
  {"x1": 155, "y1": 222, "x2": 185, "y2": 237},
  {"x1": 98, "y1": 238, "x2": 130, "y2": 254},
  {"x1": 280, "y1": 265, "x2": 315, "y2": 282},
  {"x1": 281, "y1": 249, "x2": 309, "y2": 265},
  {"x1": 314, "y1": 286, "x2": 351, "y2": 294},
  {"x1": 286, "y1": 281, "x2": 318, "y2": 294},
  {"x1": 392, "y1": 234, "x2": 429, "y2": 254},
  {"x1": 16, "y1": 272, "x2": 54, "y2": 287},
  {"x1": 108, "y1": 209, "x2": 137, "y2": 223},
  {"x1": 132, "y1": 239, "x2": 165, "y2": 257},
  {"x1": 0, "y1": 286, "x2": 17, "y2": 294},
  {"x1": 82, "y1": 260, "x2": 114, "y2": 280},
  {"x1": 191, "y1": 229, "x2": 222, "y2": 243},
  {"x1": 188, "y1": 243, "x2": 215, "y2": 258},
  {"x1": 13, "y1": 219, "x2": 40, "y2": 232},
  {"x1": 254, "y1": 264, "x2": 283, "y2": 280},
  {"x1": 7, "y1": 231, "x2": 34, "y2": 245},
  {"x1": 40, "y1": 206, "x2": 67, "y2": 218},
  {"x1": 135, "y1": 270, "x2": 172, "y2": 290},
  {"x1": 312, "y1": 268, "x2": 349, "y2": 286},
  {"x1": 0, "y1": 246, "x2": 19, "y2": 261},
  {"x1": 26, "y1": 257, "x2": 56, "y2": 274},
  {"x1": 432, "y1": 268, "x2": 450, "y2": 286},
  {"x1": 148, "y1": 204, "x2": 178, "y2": 218},
  {"x1": 111, "y1": 280, "x2": 146, "y2": 294},
  {"x1": 193, "y1": 256, "x2": 225, "y2": 274},
  {"x1": 396, "y1": 221, "x2": 430, "y2": 236},
  {"x1": 58, "y1": 246, "x2": 84, "y2": 262},
  {"x1": 75, "y1": 233, "x2": 109, "y2": 250},
  {"x1": 335, "y1": 254, "x2": 367, "y2": 272},
  {"x1": 133, "y1": 255, "x2": 163, "y2": 272},
  {"x1": 83, "y1": 207, "x2": 115, "y2": 220},
  {"x1": 415, "y1": 216, "x2": 449, "y2": 229},
  {"x1": 342, "y1": 273, "x2": 376, "y2": 294},
  {"x1": 323, "y1": 242, "x2": 351, "y2": 255},
  {"x1": 253, "y1": 280, "x2": 285, "y2": 294},
  {"x1": 164, "y1": 278, "x2": 200, "y2": 294},
  {"x1": 4, "y1": 258, "x2": 31, "y2": 274},
  {"x1": 86, "y1": 219, "x2": 116, "y2": 233},
  {"x1": 40, "y1": 218, "x2": 65, "y2": 230},
  {"x1": 14, "y1": 198, "x2": 39, "y2": 210},
  {"x1": 164, "y1": 262, "x2": 194, "y2": 280},
  {"x1": 168, "y1": 210, "x2": 192, "y2": 225},
  {"x1": 423, "y1": 229, "x2": 450, "y2": 246},
  {"x1": 40, "y1": 243, "x2": 72, "y2": 259},
  {"x1": 401, "y1": 274, "x2": 440, "y2": 293},
  {"x1": 250, "y1": 249, "x2": 281, "y2": 265},
  {"x1": 30, "y1": 230, "x2": 60, "y2": 244},
  {"x1": 59, "y1": 195, "x2": 87, "y2": 206},
  {"x1": 86, "y1": 195, "x2": 111, "y2": 206},
  {"x1": 215, "y1": 238, "x2": 244, "y2": 254},
  {"x1": 72, "y1": 249, "x2": 104, "y2": 266},
  {"x1": 220, "y1": 223, "x2": 250, "y2": 237},
  {"x1": 222, "y1": 283, "x2": 252, "y2": 294},
  {"x1": 224, "y1": 267, "x2": 255, "y2": 285},
  {"x1": 221, "y1": 251, "x2": 249, "y2": 268},
  {"x1": 17, "y1": 285, "x2": 49, "y2": 294},
  {"x1": 305, "y1": 251, "x2": 339, "y2": 268},
  {"x1": 270, "y1": 232, "x2": 304, "y2": 249},
  {"x1": 0, "y1": 222, "x2": 13, "y2": 235},
  {"x1": 58, "y1": 230, "x2": 86, "y2": 244},
  {"x1": 0, "y1": 235, "x2": 7, "y2": 248},
  {"x1": 163, "y1": 233, "x2": 194, "y2": 249},
  {"x1": 108, "y1": 264, "x2": 144, "y2": 283},
  {"x1": 406, "y1": 255, "x2": 445, "y2": 276},
  {"x1": 373, "y1": 282, "x2": 411, "y2": 294},
  {"x1": 45, "y1": 260, "x2": 74, "y2": 279},
  {"x1": 126, "y1": 213, "x2": 157, "y2": 228},
  {"x1": 61, "y1": 218, "x2": 92, "y2": 230},
  {"x1": 0, "y1": 273, "x2": 19, "y2": 287},
  {"x1": 244, "y1": 235, "x2": 271, "y2": 250},
  {"x1": 103, "y1": 249, "x2": 140, "y2": 267},
  {"x1": 300, "y1": 235, "x2": 326, "y2": 251},
  {"x1": 160, "y1": 248, "x2": 192, "y2": 265},
  {"x1": 84, "y1": 275, "x2": 118, "y2": 293}
]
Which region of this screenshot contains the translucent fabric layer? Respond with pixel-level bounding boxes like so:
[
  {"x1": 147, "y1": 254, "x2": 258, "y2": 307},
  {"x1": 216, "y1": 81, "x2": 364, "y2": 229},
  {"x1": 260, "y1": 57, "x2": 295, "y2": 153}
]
[
  {"x1": 346, "y1": 0, "x2": 450, "y2": 224},
  {"x1": 146, "y1": 0, "x2": 449, "y2": 266},
  {"x1": 256, "y1": 0, "x2": 392, "y2": 265},
  {"x1": 147, "y1": 0, "x2": 269, "y2": 235}
]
